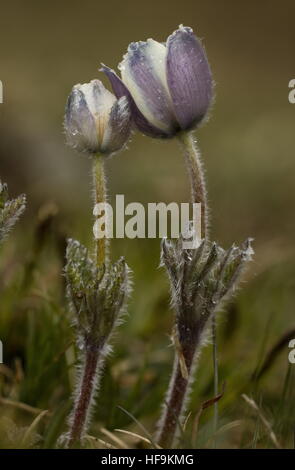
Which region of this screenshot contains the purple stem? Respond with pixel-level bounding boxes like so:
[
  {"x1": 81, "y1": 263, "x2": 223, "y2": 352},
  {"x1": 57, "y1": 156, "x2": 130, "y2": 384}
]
[
  {"x1": 68, "y1": 346, "x2": 99, "y2": 447},
  {"x1": 156, "y1": 341, "x2": 196, "y2": 448}
]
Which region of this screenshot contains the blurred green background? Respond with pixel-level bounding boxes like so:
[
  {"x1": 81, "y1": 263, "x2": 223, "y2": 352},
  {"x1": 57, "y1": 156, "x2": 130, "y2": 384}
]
[{"x1": 0, "y1": 0, "x2": 294, "y2": 448}]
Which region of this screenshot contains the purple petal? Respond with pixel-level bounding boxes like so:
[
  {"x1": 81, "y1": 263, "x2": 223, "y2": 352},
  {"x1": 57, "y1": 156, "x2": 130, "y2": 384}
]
[
  {"x1": 166, "y1": 26, "x2": 213, "y2": 130},
  {"x1": 100, "y1": 64, "x2": 171, "y2": 138},
  {"x1": 65, "y1": 87, "x2": 98, "y2": 153},
  {"x1": 100, "y1": 65, "x2": 130, "y2": 100},
  {"x1": 101, "y1": 96, "x2": 132, "y2": 154}
]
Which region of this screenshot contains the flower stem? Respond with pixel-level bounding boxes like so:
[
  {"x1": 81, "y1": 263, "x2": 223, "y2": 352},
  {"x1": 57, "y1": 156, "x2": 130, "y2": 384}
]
[
  {"x1": 178, "y1": 131, "x2": 208, "y2": 239},
  {"x1": 67, "y1": 155, "x2": 108, "y2": 448},
  {"x1": 156, "y1": 341, "x2": 196, "y2": 448},
  {"x1": 93, "y1": 154, "x2": 108, "y2": 269},
  {"x1": 68, "y1": 345, "x2": 100, "y2": 448},
  {"x1": 178, "y1": 131, "x2": 219, "y2": 444}
]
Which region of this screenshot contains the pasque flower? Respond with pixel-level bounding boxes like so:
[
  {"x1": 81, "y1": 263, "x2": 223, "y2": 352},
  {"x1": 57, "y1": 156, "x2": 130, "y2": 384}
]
[
  {"x1": 61, "y1": 78, "x2": 132, "y2": 448},
  {"x1": 101, "y1": 25, "x2": 213, "y2": 138},
  {"x1": 65, "y1": 79, "x2": 131, "y2": 154},
  {"x1": 101, "y1": 25, "x2": 252, "y2": 450}
]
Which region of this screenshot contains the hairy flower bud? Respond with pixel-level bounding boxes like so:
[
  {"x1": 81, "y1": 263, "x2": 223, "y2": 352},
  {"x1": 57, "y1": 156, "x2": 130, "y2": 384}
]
[
  {"x1": 65, "y1": 79, "x2": 131, "y2": 155},
  {"x1": 101, "y1": 25, "x2": 213, "y2": 138}
]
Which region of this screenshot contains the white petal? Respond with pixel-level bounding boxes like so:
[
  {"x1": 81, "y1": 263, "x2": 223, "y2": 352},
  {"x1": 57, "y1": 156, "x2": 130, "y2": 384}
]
[
  {"x1": 119, "y1": 40, "x2": 175, "y2": 133},
  {"x1": 78, "y1": 80, "x2": 116, "y2": 143},
  {"x1": 145, "y1": 39, "x2": 171, "y2": 95}
]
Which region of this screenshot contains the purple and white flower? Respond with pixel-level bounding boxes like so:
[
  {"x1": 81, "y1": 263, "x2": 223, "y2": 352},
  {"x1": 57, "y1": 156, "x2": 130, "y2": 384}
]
[
  {"x1": 101, "y1": 25, "x2": 213, "y2": 139},
  {"x1": 65, "y1": 79, "x2": 131, "y2": 155}
]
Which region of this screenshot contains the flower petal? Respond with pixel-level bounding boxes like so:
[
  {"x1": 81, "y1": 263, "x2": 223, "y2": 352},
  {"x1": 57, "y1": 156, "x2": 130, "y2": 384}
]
[
  {"x1": 80, "y1": 80, "x2": 116, "y2": 143},
  {"x1": 166, "y1": 26, "x2": 213, "y2": 130},
  {"x1": 101, "y1": 64, "x2": 167, "y2": 138},
  {"x1": 65, "y1": 86, "x2": 98, "y2": 153},
  {"x1": 119, "y1": 40, "x2": 177, "y2": 134},
  {"x1": 101, "y1": 96, "x2": 132, "y2": 154}
]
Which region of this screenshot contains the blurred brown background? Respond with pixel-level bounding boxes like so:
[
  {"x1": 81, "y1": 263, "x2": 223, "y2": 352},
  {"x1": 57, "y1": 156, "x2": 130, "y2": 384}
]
[
  {"x1": 0, "y1": 0, "x2": 295, "y2": 448},
  {"x1": 1, "y1": 0, "x2": 294, "y2": 258}
]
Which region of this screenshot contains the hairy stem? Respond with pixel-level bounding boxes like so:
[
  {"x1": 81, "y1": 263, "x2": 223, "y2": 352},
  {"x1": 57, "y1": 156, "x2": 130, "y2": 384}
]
[
  {"x1": 178, "y1": 131, "x2": 208, "y2": 239},
  {"x1": 178, "y1": 131, "x2": 219, "y2": 443},
  {"x1": 156, "y1": 341, "x2": 197, "y2": 448},
  {"x1": 93, "y1": 155, "x2": 108, "y2": 269},
  {"x1": 67, "y1": 156, "x2": 108, "y2": 448},
  {"x1": 68, "y1": 346, "x2": 100, "y2": 447}
]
